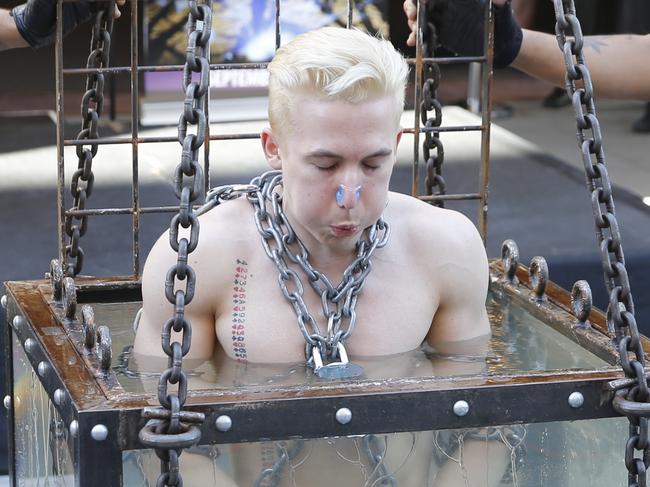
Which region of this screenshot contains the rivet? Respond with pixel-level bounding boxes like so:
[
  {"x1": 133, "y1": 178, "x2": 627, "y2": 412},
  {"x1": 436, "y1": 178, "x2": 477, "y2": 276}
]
[
  {"x1": 335, "y1": 407, "x2": 352, "y2": 425},
  {"x1": 24, "y1": 338, "x2": 37, "y2": 354},
  {"x1": 453, "y1": 400, "x2": 470, "y2": 417},
  {"x1": 91, "y1": 424, "x2": 108, "y2": 441},
  {"x1": 54, "y1": 389, "x2": 65, "y2": 406},
  {"x1": 3, "y1": 395, "x2": 11, "y2": 410},
  {"x1": 215, "y1": 415, "x2": 232, "y2": 432},
  {"x1": 69, "y1": 420, "x2": 79, "y2": 438},
  {"x1": 12, "y1": 315, "x2": 23, "y2": 330},
  {"x1": 1, "y1": 295, "x2": 7, "y2": 309},
  {"x1": 568, "y1": 391, "x2": 584, "y2": 408},
  {"x1": 37, "y1": 361, "x2": 49, "y2": 378}
]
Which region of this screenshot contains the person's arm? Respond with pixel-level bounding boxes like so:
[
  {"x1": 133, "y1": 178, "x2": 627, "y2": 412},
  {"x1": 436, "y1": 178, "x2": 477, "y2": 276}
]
[
  {"x1": 133, "y1": 229, "x2": 218, "y2": 361},
  {"x1": 514, "y1": 30, "x2": 650, "y2": 100},
  {"x1": 426, "y1": 212, "x2": 490, "y2": 351},
  {"x1": 404, "y1": 0, "x2": 650, "y2": 100},
  {"x1": 0, "y1": 9, "x2": 27, "y2": 50},
  {"x1": 1, "y1": 0, "x2": 124, "y2": 52}
]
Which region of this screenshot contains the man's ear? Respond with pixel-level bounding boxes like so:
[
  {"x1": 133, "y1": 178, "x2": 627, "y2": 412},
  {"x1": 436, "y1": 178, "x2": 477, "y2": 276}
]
[{"x1": 261, "y1": 127, "x2": 282, "y2": 170}]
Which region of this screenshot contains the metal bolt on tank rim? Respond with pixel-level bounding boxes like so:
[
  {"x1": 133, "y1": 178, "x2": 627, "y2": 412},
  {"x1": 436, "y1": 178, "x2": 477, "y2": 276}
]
[
  {"x1": 453, "y1": 400, "x2": 470, "y2": 417},
  {"x1": 215, "y1": 415, "x2": 233, "y2": 432},
  {"x1": 335, "y1": 407, "x2": 353, "y2": 425},
  {"x1": 12, "y1": 315, "x2": 23, "y2": 330},
  {"x1": 91, "y1": 424, "x2": 109, "y2": 441},
  {"x1": 568, "y1": 392, "x2": 585, "y2": 408}
]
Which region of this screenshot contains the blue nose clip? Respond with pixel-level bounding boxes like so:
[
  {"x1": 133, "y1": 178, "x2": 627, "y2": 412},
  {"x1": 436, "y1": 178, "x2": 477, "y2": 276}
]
[{"x1": 335, "y1": 184, "x2": 362, "y2": 207}]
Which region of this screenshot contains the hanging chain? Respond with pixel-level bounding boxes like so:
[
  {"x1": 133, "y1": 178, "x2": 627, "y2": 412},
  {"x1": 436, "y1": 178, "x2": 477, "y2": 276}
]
[
  {"x1": 64, "y1": 2, "x2": 116, "y2": 277},
  {"x1": 552, "y1": 2, "x2": 649, "y2": 485},
  {"x1": 201, "y1": 171, "x2": 390, "y2": 364},
  {"x1": 138, "y1": 2, "x2": 212, "y2": 485},
  {"x1": 421, "y1": 0, "x2": 446, "y2": 206}
]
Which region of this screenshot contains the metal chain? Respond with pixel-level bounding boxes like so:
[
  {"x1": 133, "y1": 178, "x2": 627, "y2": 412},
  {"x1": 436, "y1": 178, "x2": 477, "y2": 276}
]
[
  {"x1": 64, "y1": 2, "x2": 116, "y2": 277},
  {"x1": 362, "y1": 434, "x2": 396, "y2": 486},
  {"x1": 254, "y1": 441, "x2": 304, "y2": 487},
  {"x1": 552, "y1": 2, "x2": 649, "y2": 485},
  {"x1": 253, "y1": 436, "x2": 395, "y2": 487},
  {"x1": 202, "y1": 170, "x2": 390, "y2": 364},
  {"x1": 138, "y1": 2, "x2": 212, "y2": 485},
  {"x1": 421, "y1": 0, "x2": 446, "y2": 206}
]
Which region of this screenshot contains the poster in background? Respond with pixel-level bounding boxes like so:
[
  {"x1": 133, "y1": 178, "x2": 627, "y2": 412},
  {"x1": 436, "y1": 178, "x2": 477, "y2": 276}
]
[{"x1": 145, "y1": 0, "x2": 390, "y2": 93}]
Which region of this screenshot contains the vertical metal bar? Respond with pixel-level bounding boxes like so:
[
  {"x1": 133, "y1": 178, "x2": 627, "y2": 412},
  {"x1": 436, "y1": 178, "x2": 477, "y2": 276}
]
[
  {"x1": 55, "y1": 0, "x2": 66, "y2": 270},
  {"x1": 76, "y1": 411, "x2": 123, "y2": 486},
  {"x1": 347, "y1": 0, "x2": 353, "y2": 28},
  {"x1": 275, "y1": 0, "x2": 281, "y2": 49},
  {"x1": 477, "y1": 0, "x2": 494, "y2": 244},
  {"x1": 5, "y1": 304, "x2": 16, "y2": 487},
  {"x1": 131, "y1": 0, "x2": 141, "y2": 277},
  {"x1": 204, "y1": 3, "x2": 211, "y2": 197},
  {"x1": 412, "y1": 0, "x2": 424, "y2": 197}
]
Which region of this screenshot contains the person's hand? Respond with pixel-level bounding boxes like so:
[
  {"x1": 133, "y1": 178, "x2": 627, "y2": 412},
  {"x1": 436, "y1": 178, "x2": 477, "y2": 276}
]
[
  {"x1": 12, "y1": 0, "x2": 126, "y2": 49},
  {"x1": 403, "y1": 0, "x2": 523, "y2": 69}
]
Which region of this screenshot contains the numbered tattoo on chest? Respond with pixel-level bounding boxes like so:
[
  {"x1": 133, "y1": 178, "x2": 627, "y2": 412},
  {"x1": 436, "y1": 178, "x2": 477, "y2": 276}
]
[{"x1": 231, "y1": 259, "x2": 249, "y2": 362}]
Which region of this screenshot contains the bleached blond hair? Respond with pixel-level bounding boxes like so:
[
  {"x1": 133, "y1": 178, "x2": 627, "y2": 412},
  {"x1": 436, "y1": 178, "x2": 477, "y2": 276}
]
[{"x1": 268, "y1": 27, "x2": 409, "y2": 137}]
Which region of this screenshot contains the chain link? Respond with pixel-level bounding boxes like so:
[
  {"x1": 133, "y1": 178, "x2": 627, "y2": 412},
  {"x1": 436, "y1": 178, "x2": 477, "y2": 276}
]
[
  {"x1": 421, "y1": 1, "x2": 446, "y2": 206},
  {"x1": 64, "y1": 2, "x2": 116, "y2": 277},
  {"x1": 202, "y1": 170, "x2": 389, "y2": 363},
  {"x1": 552, "y1": 1, "x2": 649, "y2": 485},
  {"x1": 139, "y1": 2, "x2": 212, "y2": 484}
]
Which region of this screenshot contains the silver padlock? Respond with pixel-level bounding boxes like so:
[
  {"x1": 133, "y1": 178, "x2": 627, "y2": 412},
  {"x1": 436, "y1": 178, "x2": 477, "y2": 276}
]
[{"x1": 312, "y1": 343, "x2": 363, "y2": 380}]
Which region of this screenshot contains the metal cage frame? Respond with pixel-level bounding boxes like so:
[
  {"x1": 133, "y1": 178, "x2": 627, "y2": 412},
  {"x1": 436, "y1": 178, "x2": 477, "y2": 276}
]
[{"x1": 3, "y1": 0, "x2": 643, "y2": 485}]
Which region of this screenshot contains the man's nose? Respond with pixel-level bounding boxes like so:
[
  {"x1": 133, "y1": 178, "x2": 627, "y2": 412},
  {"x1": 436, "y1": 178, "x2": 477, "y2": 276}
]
[{"x1": 335, "y1": 182, "x2": 362, "y2": 209}]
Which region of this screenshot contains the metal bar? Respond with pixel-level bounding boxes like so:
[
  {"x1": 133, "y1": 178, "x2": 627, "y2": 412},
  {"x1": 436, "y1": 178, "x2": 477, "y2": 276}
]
[
  {"x1": 62, "y1": 61, "x2": 269, "y2": 76},
  {"x1": 347, "y1": 0, "x2": 353, "y2": 27},
  {"x1": 130, "y1": 0, "x2": 140, "y2": 278},
  {"x1": 275, "y1": 0, "x2": 281, "y2": 49},
  {"x1": 61, "y1": 126, "x2": 484, "y2": 149},
  {"x1": 55, "y1": 0, "x2": 66, "y2": 271},
  {"x1": 108, "y1": 371, "x2": 623, "y2": 450},
  {"x1": 5, "y1": 300, "x2": 16, "y2": 486},
  {"x1": 411, "y1": 0, "x2": 424, "y2": 197},
  {"x1": 203, "y1": 12, "x2": 212, "y2": 198},
  {"x1": 402, "y1": 125, "x2": 484, "y2": 134},
  {"x1": 406, "y1": 56, "x2": 486, "y2": 65},
  {"x1": 77, "y1": 410, "x2": 123, "y2": 486},
  {"x1": 63, "y1": 132, "x2": 261, "y2": 146},
  {"x1": 61, "y1": 58, "x2": 484, "y2": 76},
  {"x1": 418, "y1": 193, "x2": 481, "y2": 202},
  {"x1": 67, "y1": 206, "x2": 190, "y2": 217},
  {"x1": 477, "y1": 0, "x2": 494, "y2": 243}
]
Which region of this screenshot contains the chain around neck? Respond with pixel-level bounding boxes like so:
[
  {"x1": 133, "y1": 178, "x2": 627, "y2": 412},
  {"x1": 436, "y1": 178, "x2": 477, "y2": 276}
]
[{"x1": 203, "y1": 170, "x2": 390, "y2": 371}]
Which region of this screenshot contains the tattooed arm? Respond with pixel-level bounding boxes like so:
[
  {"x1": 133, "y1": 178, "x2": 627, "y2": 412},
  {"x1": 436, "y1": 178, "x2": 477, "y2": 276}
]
[{"x1": 513, "y1": 30, "x2": 650, "y2": 100}]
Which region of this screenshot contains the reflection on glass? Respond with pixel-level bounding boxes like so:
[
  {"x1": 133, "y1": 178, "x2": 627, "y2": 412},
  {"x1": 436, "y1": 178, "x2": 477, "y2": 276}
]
[
  {"x1": 122, "y1": 417, "x2": 627, "y2": 486},
  {"x1": 83, "y1": 291, "x2": 610, "y2": 394},
  {"x1": 12, "y1": 330, "x2": 74, "y2": 486}
]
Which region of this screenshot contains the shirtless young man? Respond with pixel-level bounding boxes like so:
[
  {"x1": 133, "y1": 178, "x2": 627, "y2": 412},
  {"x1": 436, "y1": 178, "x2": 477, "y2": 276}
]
[{"x1": 133, "y1": 26, "x2": 496, "y2": 486}]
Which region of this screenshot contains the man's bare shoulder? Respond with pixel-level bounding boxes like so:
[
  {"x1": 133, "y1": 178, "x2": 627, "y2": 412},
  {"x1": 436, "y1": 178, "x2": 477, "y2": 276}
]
[
  {"x1": 142, "y1": 197, "x2": 256, "y2": 305},
  {"x1": 385, "y1": 191, "x2": 482, "y2": 258}
]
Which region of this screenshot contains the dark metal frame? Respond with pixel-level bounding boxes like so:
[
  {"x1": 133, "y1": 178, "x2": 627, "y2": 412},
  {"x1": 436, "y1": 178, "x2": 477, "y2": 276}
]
[{"x1": 3, "y1": 260, "x2": 639, "y2": 485}]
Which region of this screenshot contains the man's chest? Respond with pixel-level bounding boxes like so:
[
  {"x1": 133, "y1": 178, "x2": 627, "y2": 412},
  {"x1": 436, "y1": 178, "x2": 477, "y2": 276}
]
[{"x1": 214, "y1": 252, "x2": 439, "y2": 363}]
